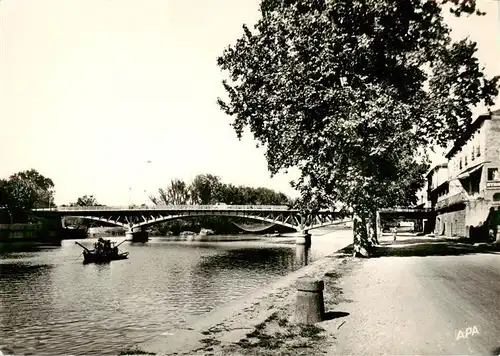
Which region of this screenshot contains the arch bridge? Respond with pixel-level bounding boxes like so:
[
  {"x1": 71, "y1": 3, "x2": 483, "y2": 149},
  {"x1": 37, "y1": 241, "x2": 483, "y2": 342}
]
[{"x1": 34, "y1": 205, "x2": 350, "y2": 243}]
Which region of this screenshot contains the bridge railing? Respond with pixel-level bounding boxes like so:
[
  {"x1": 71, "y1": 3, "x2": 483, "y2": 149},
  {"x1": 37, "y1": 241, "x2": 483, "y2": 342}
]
[{"x1": 34, "y1": 204, "x2": 294, "y2": 212}]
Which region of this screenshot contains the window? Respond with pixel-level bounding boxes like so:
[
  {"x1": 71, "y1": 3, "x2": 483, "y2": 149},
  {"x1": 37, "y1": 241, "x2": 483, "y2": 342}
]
[
  {"x1": 477, "y1": 145, "x2": 481, "y2": 157},
  {"x1": 464, "y1": 155, "x2": 468, "y2": 167},
  {"x1": 494, "y1": 193, "x2": 500, "y2": 201},
  {"x1": 459, "y1": 157, "x2": 462, "y2": 169},
  {"x1": 471, "y1": 146, "x2": 475, "y2": 160},
  {"x1": 488, "y1": 168, "x2": 499, "y2": 181}
]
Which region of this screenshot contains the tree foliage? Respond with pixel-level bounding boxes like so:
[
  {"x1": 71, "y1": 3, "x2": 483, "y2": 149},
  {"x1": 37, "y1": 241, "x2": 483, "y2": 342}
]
[
  {"x1": 149, "y1": 179, "x2": 192, "y2": 205},
  {"x1": 190, "y1": 174, "x2": 222, "y2": 204},
  {"x1": 217, "y1": 0, "x2": 499, "y2": 252},
  {"x1": 150, "y1": 174, "x2": 290, "y2": 206},
  {"x1": 72, "y1": 195, "x2": 101, "y2": 207},
  {"x1": 0, "y1": 169, "x2": 55, "y2": 223}
]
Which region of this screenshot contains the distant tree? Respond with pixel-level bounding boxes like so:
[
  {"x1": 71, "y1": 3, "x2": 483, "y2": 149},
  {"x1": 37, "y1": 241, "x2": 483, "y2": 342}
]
[
  {"x1": 150, "y1": 179, "x2": 191, "y2": 205},
  {"x1": 73, "y1": 195, "x2": 100, "y2": 207},
  {"x1": 189, "y1": 174, "x2": 222, "y2": 204},
  {"x1": 217, "y1": 0, "x2": 499, "y2": 255},
  {"x1": 65, "y1": 195, "x2": 102, "y2": 228}
]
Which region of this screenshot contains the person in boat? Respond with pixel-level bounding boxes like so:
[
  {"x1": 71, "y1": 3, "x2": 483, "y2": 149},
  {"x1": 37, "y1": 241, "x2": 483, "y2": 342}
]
[
  {"x1": 94, "y1": 238, "x2": 101, "y2": 252},
  {"x1": 94, "y1": 238, "x2": 109, "y2": 254}
]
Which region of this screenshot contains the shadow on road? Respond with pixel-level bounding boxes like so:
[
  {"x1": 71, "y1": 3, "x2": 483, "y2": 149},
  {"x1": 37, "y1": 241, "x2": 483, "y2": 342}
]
[
  {"x1": 331, "y1": 238, "x2": 500, "y2": 258},
  {"x1": 371, "y1": 238, "x2": 500, "y2": 258},
  {"x1": 323, "y1": 311, "x2": 349, "y2": 321}
]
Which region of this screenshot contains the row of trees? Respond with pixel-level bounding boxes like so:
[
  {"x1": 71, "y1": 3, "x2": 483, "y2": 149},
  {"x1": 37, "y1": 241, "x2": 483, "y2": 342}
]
[
  {"x1": 148, "y1": 174, "x2": 291, "y2": 235},
  {"x1": 217, "y1": 0, "x2": 499, "y2": 255},
  {"x1": 0, "y1": 169, "x2": 55, "y2": 223},
  {"x1": 149, "y1": 173, "x2": 290, "y2": 206},
  {"x1": 60, "y1": 175, "x2": 291, "y2": 234}
]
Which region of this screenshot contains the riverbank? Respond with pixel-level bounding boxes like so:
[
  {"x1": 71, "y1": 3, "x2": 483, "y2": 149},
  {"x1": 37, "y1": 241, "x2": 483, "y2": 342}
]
[
  {"x1": 133, "y1": 233, "x2": 500, "y2": 356},
  {"x1": 137, "y1": 229, "x2": 354, "y2": 355}
]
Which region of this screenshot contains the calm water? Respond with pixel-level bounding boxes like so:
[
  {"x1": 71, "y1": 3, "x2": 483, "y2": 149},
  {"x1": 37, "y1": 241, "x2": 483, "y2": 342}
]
[{"x1": 0, "y1": 232, "x2": 348, "y2": 355}]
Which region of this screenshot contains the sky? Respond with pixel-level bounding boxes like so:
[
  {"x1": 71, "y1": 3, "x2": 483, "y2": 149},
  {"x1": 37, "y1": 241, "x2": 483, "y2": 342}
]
[{"x1": 1, "y1": 0, "x2": 499, "y2": 206}]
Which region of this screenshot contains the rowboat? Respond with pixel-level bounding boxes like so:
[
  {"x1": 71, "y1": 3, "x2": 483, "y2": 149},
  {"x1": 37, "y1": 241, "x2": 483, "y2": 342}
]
[
  {"x1": 75, "y1": 239, "x2": 129, "y2": 264},
  {"x1": 82, "y1": 249, "x2": 129, "y2": 264}
]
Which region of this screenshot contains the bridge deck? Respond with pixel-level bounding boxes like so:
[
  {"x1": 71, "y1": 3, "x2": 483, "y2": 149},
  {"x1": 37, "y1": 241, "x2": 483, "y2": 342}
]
[{"x1": 34, "y1": 205, "x2": 302, "y2": 213}]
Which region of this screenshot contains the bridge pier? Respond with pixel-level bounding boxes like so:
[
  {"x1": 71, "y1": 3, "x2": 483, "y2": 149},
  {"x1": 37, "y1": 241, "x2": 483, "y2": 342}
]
[
  {"x1": 295, "y1": 231, "x2": 311, "y2": 246},
  {"x1": 295, "y1": 243, "x2": 310, "y2": 266},
  {"x1": 126, "y1": 228, "x2": 149, "y2": 243}
]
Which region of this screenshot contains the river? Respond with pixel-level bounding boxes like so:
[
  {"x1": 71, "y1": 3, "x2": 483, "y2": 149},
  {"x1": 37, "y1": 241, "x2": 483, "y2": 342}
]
[{"x1": 0, "y1": 229, "x2": 351, "y2": 355}]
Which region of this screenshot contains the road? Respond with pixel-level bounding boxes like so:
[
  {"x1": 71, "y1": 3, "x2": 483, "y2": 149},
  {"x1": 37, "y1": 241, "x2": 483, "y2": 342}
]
[{"x1": 326, "y1": 235, "x2": 500, "y2": 355}]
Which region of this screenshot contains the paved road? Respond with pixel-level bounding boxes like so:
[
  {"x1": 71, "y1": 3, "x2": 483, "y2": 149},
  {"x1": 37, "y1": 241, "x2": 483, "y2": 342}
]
[{"x1": 327, "y1": 237, "x2": 500, "y2": 355}]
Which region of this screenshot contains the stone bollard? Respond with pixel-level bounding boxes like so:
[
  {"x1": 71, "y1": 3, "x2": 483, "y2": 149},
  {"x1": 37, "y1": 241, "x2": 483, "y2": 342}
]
[{"x1": 295, "y1": 278, "x2": 324, "y2": 324}]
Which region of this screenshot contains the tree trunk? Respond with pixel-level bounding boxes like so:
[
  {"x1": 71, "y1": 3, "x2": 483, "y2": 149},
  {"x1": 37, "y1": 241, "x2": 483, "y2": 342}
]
[
  {"x1": 352, "y1": 211, "x2": 372, "y2": 258},
  {"x1": 369, "y1": 215, "x2": 379, "y2": 246}
]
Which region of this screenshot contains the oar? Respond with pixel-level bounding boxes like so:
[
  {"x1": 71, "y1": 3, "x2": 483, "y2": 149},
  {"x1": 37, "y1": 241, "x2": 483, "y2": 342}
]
[
  {"x1": 115, "y1": 240, "x2": 127, "y2": 248},
  {"x1": 74, "y1": 251, "x2": 83, "y2": 261},
  {"x1": 74, "y1": 241, "x2": 92, "y2": 253}
]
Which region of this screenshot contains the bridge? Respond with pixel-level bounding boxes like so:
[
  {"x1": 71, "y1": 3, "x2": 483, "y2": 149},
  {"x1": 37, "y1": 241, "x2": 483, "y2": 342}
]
[
  {"x1": 33, "y1": 205, "x2": 351, "y2": 244},
  {"x1": 376, "y1": 207, "x2": 433, "y2": 234}
]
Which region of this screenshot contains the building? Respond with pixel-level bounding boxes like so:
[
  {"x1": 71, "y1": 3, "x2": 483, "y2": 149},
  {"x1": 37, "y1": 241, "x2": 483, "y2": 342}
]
[
  {"x1": 430, "y1": 109, "x2": 500, "y2": 238},
  {"x1": 426, "y1": 163, "x2": 448, "y2": 209},
  {"x1": 419, "y1": 163, "x2": 448, "y2": 233}
]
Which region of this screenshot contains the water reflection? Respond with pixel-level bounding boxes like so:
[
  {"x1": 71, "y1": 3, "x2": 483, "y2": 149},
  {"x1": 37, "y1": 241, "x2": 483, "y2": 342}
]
[
  {"x1": 0, "y1": 264, "x2": 55, "y2": 355},
  {"x1": 0, "y1": 235, "x2": 333, "y2": 355}
]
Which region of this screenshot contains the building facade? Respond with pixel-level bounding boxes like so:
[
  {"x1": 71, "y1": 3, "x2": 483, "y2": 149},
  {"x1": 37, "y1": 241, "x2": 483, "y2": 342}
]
[{"x1": 431, "y1": 109, "x2": 500, "y2": 238}]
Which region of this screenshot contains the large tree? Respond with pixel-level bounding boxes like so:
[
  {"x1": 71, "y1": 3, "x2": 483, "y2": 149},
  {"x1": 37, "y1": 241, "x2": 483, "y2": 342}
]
[
  {"x1": 0, "y1": 169, "x2": 55, "y2": 223},
  {"x1": 217, "y1": 0, "x2": 499, "y2": 255}
]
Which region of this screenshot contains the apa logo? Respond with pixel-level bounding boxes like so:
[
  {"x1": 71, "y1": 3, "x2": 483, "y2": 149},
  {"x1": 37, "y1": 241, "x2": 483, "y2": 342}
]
[{"x1": 456, "y1": 325, "x2": 479, "y2": 340}]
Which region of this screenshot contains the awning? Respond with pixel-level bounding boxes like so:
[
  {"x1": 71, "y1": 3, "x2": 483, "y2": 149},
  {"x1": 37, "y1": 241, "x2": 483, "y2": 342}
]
[{"x1": 456, "y1": 161, "x2": 489, "y2": 180}]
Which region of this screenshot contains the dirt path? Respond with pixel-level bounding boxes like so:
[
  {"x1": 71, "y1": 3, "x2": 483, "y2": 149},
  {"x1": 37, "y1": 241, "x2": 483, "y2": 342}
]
[{"x1": 322, "y1": 237, "x2": 500, "y2": 355}]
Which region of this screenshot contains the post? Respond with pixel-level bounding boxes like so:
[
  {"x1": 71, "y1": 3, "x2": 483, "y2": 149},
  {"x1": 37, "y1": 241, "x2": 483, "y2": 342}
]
[{"x1": 295, "y1": 278, "x2": 324, "y2": 324}]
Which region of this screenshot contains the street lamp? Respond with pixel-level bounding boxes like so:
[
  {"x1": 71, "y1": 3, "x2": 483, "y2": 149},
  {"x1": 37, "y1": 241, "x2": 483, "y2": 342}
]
[
  {"x1": 144, "y1": 160, "x2": 152, "y2": 206},
  {"x1": 129, "y1": 187, "x2": 132, "y2": 208}
]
